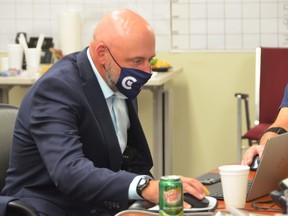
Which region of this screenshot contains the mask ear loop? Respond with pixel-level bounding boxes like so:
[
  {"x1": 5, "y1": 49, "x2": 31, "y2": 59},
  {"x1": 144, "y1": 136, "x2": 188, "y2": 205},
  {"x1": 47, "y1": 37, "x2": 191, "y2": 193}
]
[
  {"x1": 106, "y1": 47, "x2": 122, "y2": 69},
  {"x1": 102, "y1": 47, "x2": 119, "y2": 91}
]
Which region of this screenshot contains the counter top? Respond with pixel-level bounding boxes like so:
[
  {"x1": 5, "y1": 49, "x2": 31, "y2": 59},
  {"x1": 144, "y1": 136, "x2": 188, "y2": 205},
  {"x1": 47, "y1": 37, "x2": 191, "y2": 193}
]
[{"x1": 0, "y1": 67, "x2": 182, "y2": 87}]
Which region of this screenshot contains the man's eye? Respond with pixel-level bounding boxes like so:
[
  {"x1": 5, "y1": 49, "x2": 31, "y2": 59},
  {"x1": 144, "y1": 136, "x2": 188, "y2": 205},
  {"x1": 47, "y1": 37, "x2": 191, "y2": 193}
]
[{"x1": 132, "y1": 59, "x2": 143, "y2": 64}]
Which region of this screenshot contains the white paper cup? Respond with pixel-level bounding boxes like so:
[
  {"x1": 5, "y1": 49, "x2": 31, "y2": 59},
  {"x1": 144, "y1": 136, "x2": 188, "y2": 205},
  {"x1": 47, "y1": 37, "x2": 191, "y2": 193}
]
[
  {"x1": 219, "y1": 165, "x2": 250, "y2": 208},
  {"x1": 25, "y1": 48, "x2": 41, "y2": 75},
  {"x1": 7, "y1": 44, "x2": 23, "y2": 70}
]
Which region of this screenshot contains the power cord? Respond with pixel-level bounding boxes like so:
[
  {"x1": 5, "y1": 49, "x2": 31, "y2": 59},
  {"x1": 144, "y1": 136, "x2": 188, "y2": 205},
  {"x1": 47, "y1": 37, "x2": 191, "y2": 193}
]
[{"x1": 249, "y1": 199, "x2": 282, "y2": 212}]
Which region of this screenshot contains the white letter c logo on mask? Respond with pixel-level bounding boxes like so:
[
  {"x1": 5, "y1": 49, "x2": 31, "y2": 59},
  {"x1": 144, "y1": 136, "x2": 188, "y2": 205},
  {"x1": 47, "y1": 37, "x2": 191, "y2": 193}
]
[{"x1": 122, "y1": 76, "x2": 137, "y2": 90}]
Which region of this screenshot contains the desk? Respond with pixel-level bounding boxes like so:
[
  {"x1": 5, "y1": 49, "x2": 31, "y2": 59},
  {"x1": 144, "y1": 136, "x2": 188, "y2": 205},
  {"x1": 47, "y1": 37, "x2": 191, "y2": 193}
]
[
  {"x1": 0, "y1": 68, "x2": 182, "y2": 179},
  {"x1": 121, "y1": 168, "x2": 282, "y2": 216},
  {"x1": 0, "y1": 75, "x2": 36, "y2": 103},
  {"x1": 205, "y1": 168, "x2": 282, "y2": 215}
]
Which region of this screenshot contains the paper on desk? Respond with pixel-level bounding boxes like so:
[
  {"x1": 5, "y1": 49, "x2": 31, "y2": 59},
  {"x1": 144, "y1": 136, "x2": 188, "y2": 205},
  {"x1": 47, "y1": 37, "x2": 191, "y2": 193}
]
[
  {"x1": 149, "y1": 196, "x2": 217, "y2": 212},
  {"x1": 225, "y1": 206, "x2": 270, "y2": 216},
  {"x1": 227, "y1": 206, "x2": 247, "y2": 216}
]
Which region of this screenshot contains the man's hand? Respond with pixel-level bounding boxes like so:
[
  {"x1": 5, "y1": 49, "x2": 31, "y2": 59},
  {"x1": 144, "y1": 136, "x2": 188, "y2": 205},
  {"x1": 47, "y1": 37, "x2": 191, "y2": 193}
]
[
  {"x1": 141, "y1": 176, "x2": 209, "y2": 209},
  {"x1": 141, "y1": 179, "x2": 159, "y2": 204},
  {"x1": 180, "y1": 176, "x2": 209, "y2": 208}
]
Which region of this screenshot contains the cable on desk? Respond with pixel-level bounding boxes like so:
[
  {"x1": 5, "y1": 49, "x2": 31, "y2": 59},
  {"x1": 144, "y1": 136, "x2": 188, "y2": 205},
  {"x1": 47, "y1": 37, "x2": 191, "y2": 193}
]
[{"x1": 248, "y1": 199, "x2": 282, "y2": 212}]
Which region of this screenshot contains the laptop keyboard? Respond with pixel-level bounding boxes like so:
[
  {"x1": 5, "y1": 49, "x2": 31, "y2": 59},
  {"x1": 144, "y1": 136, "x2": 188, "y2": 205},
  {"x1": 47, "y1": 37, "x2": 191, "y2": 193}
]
[
  {"x1": 197, "y1": 172, "x2": 221, "y2": 185},
  {"x1": 196, "y1": 172, "x2": 252, "y2": 200}
]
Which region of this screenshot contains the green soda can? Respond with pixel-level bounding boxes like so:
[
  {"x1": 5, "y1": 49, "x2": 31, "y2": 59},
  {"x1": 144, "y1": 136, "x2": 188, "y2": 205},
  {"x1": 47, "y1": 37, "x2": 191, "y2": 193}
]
[{"x1": 159, "y1": 175, "x2": 184, "y2": 216}]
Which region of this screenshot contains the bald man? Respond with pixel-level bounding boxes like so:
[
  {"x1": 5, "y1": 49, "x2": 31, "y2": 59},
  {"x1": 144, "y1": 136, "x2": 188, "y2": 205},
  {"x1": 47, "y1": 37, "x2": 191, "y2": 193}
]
[{"x1": 1, "y1": 9, "x2": 206, "y2": 216}]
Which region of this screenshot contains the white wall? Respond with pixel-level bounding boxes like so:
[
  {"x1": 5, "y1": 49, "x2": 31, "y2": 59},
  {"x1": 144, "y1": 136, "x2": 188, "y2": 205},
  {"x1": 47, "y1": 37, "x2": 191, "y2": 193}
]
[{"x1": 138, "y1": 51, "x2": 256, "y2": 177}]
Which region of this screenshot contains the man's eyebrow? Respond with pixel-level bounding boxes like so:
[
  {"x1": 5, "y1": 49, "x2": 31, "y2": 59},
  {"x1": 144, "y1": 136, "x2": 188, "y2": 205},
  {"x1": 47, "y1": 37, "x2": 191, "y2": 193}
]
[{"x1": 126, "y1": 56, "x2": 145, "y2": 61}]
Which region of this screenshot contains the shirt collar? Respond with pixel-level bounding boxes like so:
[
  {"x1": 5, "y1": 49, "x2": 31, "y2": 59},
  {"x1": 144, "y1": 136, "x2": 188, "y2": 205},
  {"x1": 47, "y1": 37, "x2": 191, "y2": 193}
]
[{"x1": 86, "y1": 48, "x2": 127, "y2": 100}]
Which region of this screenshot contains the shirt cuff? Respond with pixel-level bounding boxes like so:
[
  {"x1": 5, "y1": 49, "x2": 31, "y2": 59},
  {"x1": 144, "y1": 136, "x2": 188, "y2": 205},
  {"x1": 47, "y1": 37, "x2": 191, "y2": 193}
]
[{"x1": 128, "y1": 175, "x2": 152, "y2": 200}]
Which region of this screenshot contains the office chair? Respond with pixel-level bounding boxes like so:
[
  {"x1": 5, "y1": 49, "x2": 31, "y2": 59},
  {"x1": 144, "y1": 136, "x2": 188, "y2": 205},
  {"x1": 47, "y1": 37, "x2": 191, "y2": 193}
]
[
  {"x1": 235, "y1": 47, "x2": 288, "y2": 161},
  {"x1": 0, "y1": 104, "x2": 39, "y2": 216}
]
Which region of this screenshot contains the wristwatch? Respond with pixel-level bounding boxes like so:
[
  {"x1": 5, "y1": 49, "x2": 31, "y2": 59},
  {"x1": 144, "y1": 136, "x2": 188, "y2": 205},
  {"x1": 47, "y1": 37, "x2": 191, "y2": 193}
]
[
  {"x1": 136, "y1": 176, "x2": 151, "y2": 198},
  {"x1": 264, "y1": 127, "x2": 287, "y2": 135}
]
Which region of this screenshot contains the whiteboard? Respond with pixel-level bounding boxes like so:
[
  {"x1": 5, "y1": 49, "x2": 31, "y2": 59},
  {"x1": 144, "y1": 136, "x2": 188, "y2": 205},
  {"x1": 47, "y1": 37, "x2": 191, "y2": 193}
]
[{"x1": 171, "y1": 0, "x2": 288, "y2": 51}]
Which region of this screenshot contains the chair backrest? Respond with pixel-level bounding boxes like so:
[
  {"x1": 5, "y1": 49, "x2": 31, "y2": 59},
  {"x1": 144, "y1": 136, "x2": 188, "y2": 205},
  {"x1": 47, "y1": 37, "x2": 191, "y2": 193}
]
[
  {"x1": 0, "y1": 104, "x2": 39, "y2": 216},
  {"x1": 0, "y1": 104, "x2": 18, "y2": 190},
  {"x1": 255, "y1": 47, "x2": 288, "y2": 125}
]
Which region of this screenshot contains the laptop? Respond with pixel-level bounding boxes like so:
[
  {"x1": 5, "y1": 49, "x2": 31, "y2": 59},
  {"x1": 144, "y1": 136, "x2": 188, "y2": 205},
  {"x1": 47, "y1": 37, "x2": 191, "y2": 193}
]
[{"x1": 197, "y1": 132, "x2": 288, "y2": 201}]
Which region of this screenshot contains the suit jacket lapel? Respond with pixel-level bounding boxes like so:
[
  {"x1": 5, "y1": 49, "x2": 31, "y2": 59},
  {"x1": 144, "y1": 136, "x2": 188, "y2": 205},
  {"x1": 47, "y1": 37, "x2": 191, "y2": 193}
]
[
  {"x1": 77, "y1": 48, "x2": 122, "y2": 171},
  {"x1": 126, "y1": 100, "x2": 153, "y2": 167}
]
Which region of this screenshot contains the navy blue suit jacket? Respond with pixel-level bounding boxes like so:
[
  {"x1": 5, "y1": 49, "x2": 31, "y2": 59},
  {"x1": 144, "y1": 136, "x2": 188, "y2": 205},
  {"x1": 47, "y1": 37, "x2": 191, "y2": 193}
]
[{"x1": 1, "y1": 48, "x2": 153, "y2": 216}]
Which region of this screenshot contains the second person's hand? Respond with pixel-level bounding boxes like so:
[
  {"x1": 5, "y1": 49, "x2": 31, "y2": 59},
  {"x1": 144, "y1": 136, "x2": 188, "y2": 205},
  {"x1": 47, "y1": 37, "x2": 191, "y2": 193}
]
[{"x1": 241, "y1": 145, "x2": 264, "y2": 166}]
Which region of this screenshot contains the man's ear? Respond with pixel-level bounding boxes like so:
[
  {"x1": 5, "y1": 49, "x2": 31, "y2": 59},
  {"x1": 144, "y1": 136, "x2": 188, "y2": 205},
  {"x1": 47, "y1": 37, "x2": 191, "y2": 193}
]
[{"x1": 93, "y1": 43, "x2": 107, "y2": 64}]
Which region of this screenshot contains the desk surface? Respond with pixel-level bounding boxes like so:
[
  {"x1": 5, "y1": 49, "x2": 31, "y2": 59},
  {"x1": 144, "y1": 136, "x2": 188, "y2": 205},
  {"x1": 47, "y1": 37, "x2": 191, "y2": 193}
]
[
  {"x1": 0, "y1": 67, "x2": 182, "y2": 87},
  {"x1": 121, "y1": 169, "x2": 282, "y2": 216},
  {"x1": 204, "y1": 169, "x2": 282, "y2": 215},
  {"x1": 146, "y1": 67, "x2": 182, "y2": 86},
  {"x1": 0, "y1": 74, "x2": 36, "y2": 85}
]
